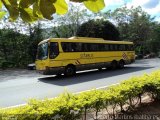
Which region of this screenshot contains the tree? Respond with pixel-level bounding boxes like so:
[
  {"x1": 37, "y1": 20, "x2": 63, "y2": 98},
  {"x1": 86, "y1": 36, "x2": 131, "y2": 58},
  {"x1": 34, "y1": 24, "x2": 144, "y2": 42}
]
[
  {"x1": 103, "y1": 6, "x2": 157, "y2": 54},
  {"x1": 146, "y1": 23, "x2": 160, "y2": 54},
  {"x1": 106, "y1": 6, "x2": 152, "y2": 40},
  {"x1": 0, "y1": 0, "x2": 105, "y2": 22},
  {"x1": 0, "y1": 29, "x2": 31, "y2": 68},
  {"x1": 77, "y1": 19, "x2": 120, "y2": 40},
  {"x1": 28, "y1": 21, "x2": 44, "y2": 61},
  {"x1": 51, "y1": 3, "x2": 91, "y2": 38},
  {"x1": 40, "y1": 3, "x2": 93, "y2": 38},
  {"x1": 0, "y1": 20, "x2": 45, "y2": 68}
]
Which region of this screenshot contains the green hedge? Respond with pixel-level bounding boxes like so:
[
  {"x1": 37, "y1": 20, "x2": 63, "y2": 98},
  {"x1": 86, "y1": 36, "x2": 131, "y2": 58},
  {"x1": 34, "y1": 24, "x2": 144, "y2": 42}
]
[{"x1": 1, "y1": 70, "x2": 160, "y2": 120}]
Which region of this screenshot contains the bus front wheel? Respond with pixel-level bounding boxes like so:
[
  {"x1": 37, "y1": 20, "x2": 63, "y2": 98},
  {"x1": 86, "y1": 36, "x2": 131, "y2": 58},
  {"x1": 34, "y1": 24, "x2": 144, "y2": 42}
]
[
  {"x1": 64, "y1": 65, "x2": 76, "y2": 76},
  {"x1": 108, "y1": 61, "x2": 117, "y2": 70}
]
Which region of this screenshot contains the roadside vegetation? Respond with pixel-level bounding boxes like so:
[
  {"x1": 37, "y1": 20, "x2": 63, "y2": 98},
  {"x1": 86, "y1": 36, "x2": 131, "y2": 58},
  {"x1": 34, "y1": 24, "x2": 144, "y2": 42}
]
[
  {"x1": 0, "y1": 22, "x2": 44, "y2": 69},
  {"x1": 0, "y1": 70, "x2": 160, "y2": 119}
]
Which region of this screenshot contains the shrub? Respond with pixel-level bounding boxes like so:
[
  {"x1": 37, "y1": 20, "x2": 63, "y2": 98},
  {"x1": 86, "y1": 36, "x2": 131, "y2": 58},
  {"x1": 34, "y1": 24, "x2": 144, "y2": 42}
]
[{"x1": 1, "y1": 70, "x2": 160, "y2": 120}]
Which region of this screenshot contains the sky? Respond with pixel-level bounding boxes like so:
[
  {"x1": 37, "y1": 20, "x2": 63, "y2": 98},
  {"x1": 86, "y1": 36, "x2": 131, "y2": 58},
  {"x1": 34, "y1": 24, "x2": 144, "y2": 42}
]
[{"x1": 102, "y1": 0, "x2": 160, "y2": 22}]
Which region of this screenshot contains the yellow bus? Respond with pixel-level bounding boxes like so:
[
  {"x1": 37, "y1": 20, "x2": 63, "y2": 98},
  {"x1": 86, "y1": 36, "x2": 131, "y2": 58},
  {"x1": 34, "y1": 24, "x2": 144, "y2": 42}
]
[{"x1": 36, "y1": 37, "x2": 135, "y2": 76}]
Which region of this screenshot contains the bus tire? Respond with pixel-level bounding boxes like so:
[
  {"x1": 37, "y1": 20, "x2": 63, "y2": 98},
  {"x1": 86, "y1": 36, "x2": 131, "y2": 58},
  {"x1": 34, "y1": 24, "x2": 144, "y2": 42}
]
[
  {"x1": 64, "y1": 65, "x2": 76, "y2": 76},
  {"x1": 110, "y1": 61, "x2": 117, "y2": 70},
  {"x1": 118, "y1": 60, "x2": 125, "y2": 69},
  {"x1": 56, "y1": 73, "x2": 62, "y2": 77},
  {"x1": 98, "y1": 68, "x2": 102, "y2": 71}
]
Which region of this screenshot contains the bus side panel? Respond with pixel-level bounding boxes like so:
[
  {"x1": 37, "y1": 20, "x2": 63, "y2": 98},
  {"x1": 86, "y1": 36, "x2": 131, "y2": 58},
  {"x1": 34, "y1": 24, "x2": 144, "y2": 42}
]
[{"x1": 49, "y1": 50, "x2": 135, "y2": 68}]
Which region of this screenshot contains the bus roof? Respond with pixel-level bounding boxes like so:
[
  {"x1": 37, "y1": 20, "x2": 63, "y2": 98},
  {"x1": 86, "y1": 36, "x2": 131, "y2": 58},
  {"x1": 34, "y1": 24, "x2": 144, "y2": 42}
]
[
  {"x1": 68, "y1": 36, "x2": 104, "y2": 40},
  {"x1": 38, "y1": 37, "x2": 133, "y2": 45}
]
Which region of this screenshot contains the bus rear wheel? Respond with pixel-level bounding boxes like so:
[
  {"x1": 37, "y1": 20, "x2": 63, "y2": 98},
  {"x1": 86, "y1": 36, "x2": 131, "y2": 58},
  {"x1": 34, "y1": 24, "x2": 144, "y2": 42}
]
[
  {"x1": 118, "y1": 60, "x2": 124, "y2": 69},
  {"x1": 56, "y1": 73, "x2": 62, "y2": 77},
  {"x1": 98, "y1": 68, "x2": 102, "y2": 71},
  {"x1": 64, "y1": 65, "x2": 76, "y2": 76}
]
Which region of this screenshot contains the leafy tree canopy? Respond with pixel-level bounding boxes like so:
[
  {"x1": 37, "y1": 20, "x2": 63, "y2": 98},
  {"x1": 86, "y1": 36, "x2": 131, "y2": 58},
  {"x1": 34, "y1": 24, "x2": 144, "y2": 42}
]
[
  {"x1": 103, "y1": 6, "x2": 160, "y2": 54},
  {"x1": 0, "y1": 0, "x2": 105, "y2": 22},
  {"x1": 77, "y1": 19, "x2": 120, "y2": 40}
]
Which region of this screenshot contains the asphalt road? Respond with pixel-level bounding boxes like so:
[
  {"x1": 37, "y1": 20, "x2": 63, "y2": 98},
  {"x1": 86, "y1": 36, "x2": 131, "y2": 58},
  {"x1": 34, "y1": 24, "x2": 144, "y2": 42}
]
[{"x1": 0, "y1": 58, "x2": 160, "y2": 108}]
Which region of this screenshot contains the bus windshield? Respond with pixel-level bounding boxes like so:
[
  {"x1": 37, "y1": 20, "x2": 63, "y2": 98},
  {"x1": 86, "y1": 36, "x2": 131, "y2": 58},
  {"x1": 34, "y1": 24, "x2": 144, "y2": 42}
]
[{"x1": 37, "y1": 42, "x2": 48, "y2": 60}]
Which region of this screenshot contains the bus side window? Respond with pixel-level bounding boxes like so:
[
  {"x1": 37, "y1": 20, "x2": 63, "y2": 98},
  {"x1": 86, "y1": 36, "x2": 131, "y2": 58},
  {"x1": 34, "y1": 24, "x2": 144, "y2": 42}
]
[
  {"x1": 75, "y1": 43, "x2": 82, "y2": 52},
  {"x1": 129, "y1": 45, "x2": 134, "y2": 51},
  {"x1": 125, "y1": 45, "x2": 129, "y2": 51},
  {"x1": 99, "y1": 44, "x2": 105, "y2": 51},
  {"x1": 61, "y1": 43, "x2": 67, "y2": 52},
  {"x1": 70, "y1": 43, "x2": 76, "y2": 52},
  {"x1": 104, "y1": 44, "x2": 109, "y2": 51},
  {"x1": 90, "y1": 43, "x2": 98, "y2": 51},
  {"x1": 131, "y1": 45, "x2": 134, "y2": 51},
  {"x1": 50, "y1": 42, "x2": 59, "y2": 59},
  {"x1": 110, "y1": 44, "x2": 113, "y2": 51},
  {"x1": 119, "y1": 44, "x2": 125, "y2": 51},
  {"x1": 114, "y1": 44, "x2": 118, "y2": 51},
  {"x1": 70, "y1": 43, "x2": 82, "y2": 52},
  {"x1": 82, "y1": 43, "x2": 90, "y2": 52},
  {"x1": 61, "y1": 42, "x2": 72, "y2": 52}
]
